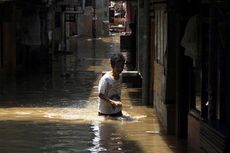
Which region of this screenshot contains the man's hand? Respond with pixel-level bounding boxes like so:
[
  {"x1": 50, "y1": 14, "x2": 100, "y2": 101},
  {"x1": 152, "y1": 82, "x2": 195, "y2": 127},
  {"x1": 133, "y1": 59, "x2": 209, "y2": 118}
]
[
  {"x1": 110, "y1": 100, "x2": 122, "y2": 110},
  {"x1": 99, "y1": 93, "x2": 122, "y2": 110}
]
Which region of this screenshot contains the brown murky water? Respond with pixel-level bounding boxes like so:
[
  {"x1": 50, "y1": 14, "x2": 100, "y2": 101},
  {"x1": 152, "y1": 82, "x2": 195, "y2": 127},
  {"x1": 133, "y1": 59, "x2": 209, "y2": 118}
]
[{"x1": 0, "y1": 34, "x2": 187, "y2": 153}]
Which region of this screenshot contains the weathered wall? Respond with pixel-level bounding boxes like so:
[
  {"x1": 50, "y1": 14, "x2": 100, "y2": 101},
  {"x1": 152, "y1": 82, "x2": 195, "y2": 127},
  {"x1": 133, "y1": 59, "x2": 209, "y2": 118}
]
[
  {"x1": 154, "y1": 62, "x2": 176, "y2": 134},
  {"x1": 3, "y1": 22, "x2": 16, "y2": 75},
  {"x1": 16, "y1": 8, "x2": 45, "y2": 73},
  {"x1": 78, "y1": 0, "x2": 109, "y2": 37},
  {"x1": 0, "y1": 2, "x2": 16, "y2": 76},
  {"x1": 78, "y1": 7, "x2": 93, "y2": 36},
  {"x1": 95, "y1": 0, "x2": 109, "y2": 36},
  {"x1": 188, "y1": 112, "x2": 201, "y2": 153}
]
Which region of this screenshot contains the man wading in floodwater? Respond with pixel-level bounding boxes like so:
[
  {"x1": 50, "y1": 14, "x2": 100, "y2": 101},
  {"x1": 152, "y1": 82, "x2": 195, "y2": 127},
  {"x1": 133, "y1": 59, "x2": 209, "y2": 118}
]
[{"x1": 98, "y1": 53, "x2": 125, "y2": 117}]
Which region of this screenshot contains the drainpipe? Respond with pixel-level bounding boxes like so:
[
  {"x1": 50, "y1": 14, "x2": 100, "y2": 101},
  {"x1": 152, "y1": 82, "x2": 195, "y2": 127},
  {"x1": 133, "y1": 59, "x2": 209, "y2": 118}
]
[{"x1": 142, "y1": 0, "x2": 150, "y2": 105}]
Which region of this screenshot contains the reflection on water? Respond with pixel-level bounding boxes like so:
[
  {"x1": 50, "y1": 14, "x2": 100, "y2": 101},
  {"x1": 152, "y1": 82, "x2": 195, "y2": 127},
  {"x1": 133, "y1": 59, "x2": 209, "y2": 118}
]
[
  {"x1": 0, "y1": 35, "x2": 187, "y2": 153},
  {"x1": 0, "y1": 105, "x2": 151, "y2": 153},
  {"x1": 88, "y1": 122, "x2": 107, "y2": 152}
]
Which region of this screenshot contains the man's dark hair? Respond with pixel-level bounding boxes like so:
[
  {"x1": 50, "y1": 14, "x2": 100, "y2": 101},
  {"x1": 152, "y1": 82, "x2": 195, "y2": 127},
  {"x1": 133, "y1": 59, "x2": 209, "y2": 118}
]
[{"x1": 110, "y1": 53, "x2": 125, "y2": 68}]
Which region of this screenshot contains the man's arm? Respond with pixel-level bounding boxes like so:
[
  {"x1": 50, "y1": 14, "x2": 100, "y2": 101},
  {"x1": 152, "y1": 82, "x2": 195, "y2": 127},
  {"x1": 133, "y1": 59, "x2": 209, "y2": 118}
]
[{"x1": 99, "y1": 93, "x2": 122, "y2": 109}]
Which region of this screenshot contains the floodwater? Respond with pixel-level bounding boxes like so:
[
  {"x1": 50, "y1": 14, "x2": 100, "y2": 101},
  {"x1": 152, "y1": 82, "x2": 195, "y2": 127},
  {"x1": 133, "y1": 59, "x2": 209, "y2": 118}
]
[{"x1": 0, "y1": 34, "x2": 187, "y2": 153}]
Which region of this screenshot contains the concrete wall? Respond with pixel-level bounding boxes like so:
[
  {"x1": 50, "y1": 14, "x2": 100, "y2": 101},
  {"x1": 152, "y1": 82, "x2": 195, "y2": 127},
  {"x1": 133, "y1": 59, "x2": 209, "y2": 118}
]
[
  {"x1": 95, "y1": 0, "x2": 109, "y2": 36},
  {"x1": 17, "y1": 11, "x2": 41, "y2": 46},
  {"x1": 2, "y1": 22, "x2": 16, "y2": 76},
  {"x1": 16, "y1": 8, "x2": 44, "y2": 73},
  {"x1": 78, "y1": 7, "x2": 93, "y2": 36},
  {"x1": 78, "y1": 0, "x2": 109, "y2": 37},
  {"x1": 0, "y1": 2, "x2": 16, "y2": 77},
  {"x1": 188, "y1": 112, "x2": 201, "y2": 153}
]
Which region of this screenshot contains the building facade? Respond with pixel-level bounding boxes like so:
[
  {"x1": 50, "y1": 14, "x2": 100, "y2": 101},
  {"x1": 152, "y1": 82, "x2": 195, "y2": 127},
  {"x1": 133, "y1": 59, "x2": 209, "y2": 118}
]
[{"x1": 137, "y1": 0, "x2": 230, "y2": 152}]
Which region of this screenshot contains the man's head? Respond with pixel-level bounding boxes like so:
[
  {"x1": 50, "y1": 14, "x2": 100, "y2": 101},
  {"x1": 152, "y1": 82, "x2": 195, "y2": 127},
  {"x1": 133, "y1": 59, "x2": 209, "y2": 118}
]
[{"x1": 110, "y1": 53, "x2": 125, "y2": 75}]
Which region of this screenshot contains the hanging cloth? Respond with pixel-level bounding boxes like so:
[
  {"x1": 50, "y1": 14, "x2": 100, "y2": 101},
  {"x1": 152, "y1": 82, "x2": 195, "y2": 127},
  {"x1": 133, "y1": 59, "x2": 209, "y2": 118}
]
[{"x1": 181, "y1": 15, "x2": 198, "y2": 62}]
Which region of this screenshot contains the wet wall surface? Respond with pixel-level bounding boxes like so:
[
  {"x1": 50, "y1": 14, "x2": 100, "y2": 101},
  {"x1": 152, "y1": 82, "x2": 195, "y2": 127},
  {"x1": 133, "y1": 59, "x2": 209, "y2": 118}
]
[{"x1": 0, "y1": 34, "x2": 188, "y2": 153}]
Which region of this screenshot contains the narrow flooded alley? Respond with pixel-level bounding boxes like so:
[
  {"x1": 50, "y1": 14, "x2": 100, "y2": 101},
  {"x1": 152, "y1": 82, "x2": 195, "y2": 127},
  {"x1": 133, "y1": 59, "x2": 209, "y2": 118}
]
[{"x1": 0, "y1": 34, "x2": 187, "y2": 153}]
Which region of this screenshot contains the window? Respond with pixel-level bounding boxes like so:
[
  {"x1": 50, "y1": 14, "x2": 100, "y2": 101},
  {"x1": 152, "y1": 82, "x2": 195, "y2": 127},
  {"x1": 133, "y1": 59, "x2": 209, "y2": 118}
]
[{"x1": 85, "y1": 0, "x2": 92, "y2": 7}]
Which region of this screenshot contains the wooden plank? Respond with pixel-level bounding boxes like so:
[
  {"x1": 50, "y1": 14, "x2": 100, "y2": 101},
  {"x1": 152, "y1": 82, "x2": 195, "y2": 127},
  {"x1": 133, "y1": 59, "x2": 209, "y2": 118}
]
[{"x1": 200, "y1": 121, "x2": 228, "y2": 153}]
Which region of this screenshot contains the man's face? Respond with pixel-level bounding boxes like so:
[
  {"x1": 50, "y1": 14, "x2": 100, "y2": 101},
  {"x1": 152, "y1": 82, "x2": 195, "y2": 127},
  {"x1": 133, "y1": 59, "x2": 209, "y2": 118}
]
[{"x1": 114, "y1": 61, "x2": 124, "y2": 75}]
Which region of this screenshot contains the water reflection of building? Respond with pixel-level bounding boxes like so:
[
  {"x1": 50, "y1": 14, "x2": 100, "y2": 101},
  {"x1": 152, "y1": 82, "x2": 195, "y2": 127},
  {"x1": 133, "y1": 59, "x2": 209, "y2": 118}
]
[{"x1": 0, "y1": 0, "x2": 110, "y2": 76}]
